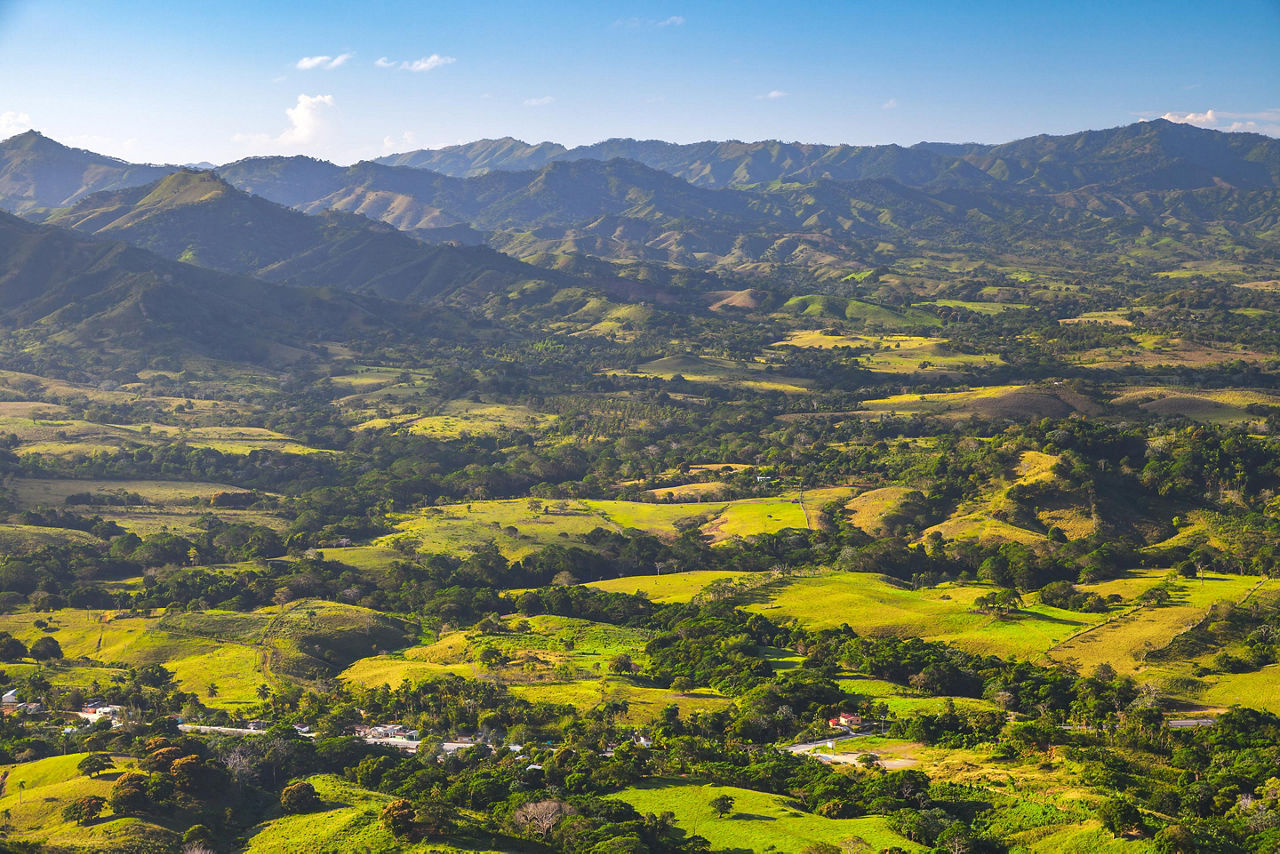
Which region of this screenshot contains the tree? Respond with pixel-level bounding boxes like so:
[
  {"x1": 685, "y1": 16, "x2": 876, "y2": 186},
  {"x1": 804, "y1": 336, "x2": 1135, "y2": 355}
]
[
  {"x1": 0, "y1": 633, "x2": 27, "y2": 662},
  {"x1": 1098, "y1": 797, "x2": 1145, "y2": 837},
  {"x1": 710, "y1": 794, "x2": 735, "y2": 818},
  {"x1": 28, "y1": 635, "x2": 62, "y2": 661},
  {"x1": 77, "y1": 753, "x2": 115, "y2": 779},
  {"x1": 280, "y1": 781, "x2": 319, "y2": 814},
  {"x1": 381, "y1": 798, "x2": 416, "y2": 837},
  {"x1": 608, "y1": 653, "x2": 634, "y2": 675},
  {"x1": 107, "y1": 771, "x2": 151, "y2": 816},
  {"x1": 61, "y1": 795, "x2": 105, "y2": 825},
  {"x1": 512, "y1": 799, "x2": 575, "y2": 839}
]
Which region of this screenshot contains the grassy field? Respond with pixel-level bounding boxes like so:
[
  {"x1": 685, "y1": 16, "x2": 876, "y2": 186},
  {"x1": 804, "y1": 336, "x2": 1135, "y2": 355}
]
[
  {"x1": 855, "y1": 384, "x2": 1093, "y2": 421},
  {"x1": 780, "y1": 294, "x2": 937, "y2": 331},
  {"x1": 610, "y1": 779, "x2": 923, "y2": 853},
  {"x1": 838, "y1": 676, "x2": 999, "y2": 715},
  {"x1": 774, "y1": 331, "x2": 1002, "y2": 374},
  {"x1": 618, "y1": 354, "x2": 812, "y2": 394},
  {"x1": 585, "y1": 570, "x2": 748, "y2": 603},
  {"x1": 0, "y1": 753, "x2": 166, "y2": 852},
  {"x1": 384, "y1": 489, "x2": 846, "y2": 558},
  {"x1": 355, "y1": 399, "x2": 556, "y2": 438},
  {"x1": 244, "y1": 773, "x2": 513, "y2": 853},
  {"x1": 0, "y1": 600, "x2": 407, "y2": 707},
  {"x1": 1110, "y1": 385, "x2": 1280, "y2": 426},
  {"x1": 744, "y1": 571, "x2": 1108, "y2": 659},
  {"x1": 844, "y1": 486, "x2": 917, "y2": 536},
  {"x1": 1048, "y1": 573, "x2": 1274, "y2": 674}
]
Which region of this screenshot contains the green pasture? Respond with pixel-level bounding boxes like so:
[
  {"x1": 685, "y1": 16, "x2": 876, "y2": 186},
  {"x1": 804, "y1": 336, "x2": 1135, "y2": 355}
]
[
  {"x1": 1048, "y1": 573, "x2": 1274, "y2": 674},
  {"x1": 585, "y1": 570, "x2": 748, "y2": 603},
  {"x1": 244, "y1": 773, "x2": 512, "y2": 853},
  {"x1": 743, "y1": 572, "x2": 1107, "y2": 659},
  {"x1": 610, "y1": 779, "x2": 923, "y2": 853},
  {"x1": 616, "y1": 354, "x2": 812, "y2": 394}
]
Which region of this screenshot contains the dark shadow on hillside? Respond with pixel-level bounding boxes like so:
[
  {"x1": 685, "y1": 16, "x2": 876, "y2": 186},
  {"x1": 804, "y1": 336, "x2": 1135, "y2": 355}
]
[
  {"x1": 1006, "y1": 609, "x2": 1087, "y2": 627},
  {"x1": 728, "y1": 812, "x2": 775, "y2": 821}
]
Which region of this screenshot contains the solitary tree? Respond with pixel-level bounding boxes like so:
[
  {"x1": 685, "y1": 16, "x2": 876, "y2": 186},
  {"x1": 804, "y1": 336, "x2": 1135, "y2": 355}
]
[
  {"x1": 710, "y1": 794, "x2": 735, "y2": 818},
  {"x1": 77, "y1": 753, "x2": 115, "y2": 779}
]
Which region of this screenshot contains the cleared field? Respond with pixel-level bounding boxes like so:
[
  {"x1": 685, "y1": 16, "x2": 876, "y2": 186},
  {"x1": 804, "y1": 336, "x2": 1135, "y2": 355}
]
[
  {"x1": 1111, "y1": 386, "x2": 1280, "y2": 425},
  {"x1": 0, "y1": 753, "x2": 155, "y2": 851},
  {"x1": 0, "y1": 609, "x2": 266, "y2": 706},
  {"x1": 0, "y1": 600, "x2": 405, "y2": 706},
  {"x1": 610, "y1": 779, "x2": 923, "y2": 853},
  {"x1": 356, "y1": 399, "x2": 556, "y2": 438},
  {"x1": 585, "y1": 570, "x2": 748, "y2": 603},
  {"x1": 385, "y1": 490, "x2": 843, "y2": 558},
  {"x1": 1048, "y1": 573, "x2": 1275, "y2": 674},
  {"x1": 838, "y1": 676, "x2": 999, "y2": 715},
  {"x1": 244, "y1": 773, "x2": 511, "y2": 853},
  {"x1": 744, "y1": 572, "x2": 1107, "y2": 659},
  {"x1": 1073, "y1": 333, "x2": 1270, "y2": 370},
  {"x1": 855, "y1": 384, "x2": 1092, "y2": 421},
  {"x1": 780, "y1": 294, "x2": 937, "y2": 331},
  {"x1": 615, "y1": 354, "x2": 812, "y2": 394},
  {"x1": 643, "y1": 481, "x2": 725, "y2": 499},
  {"x1": 771, "y1": 332, "x2": 1004, "y2": 374},
  {"x1": 844, "y1": 486, "x2": 918, "y2": 535},
  {"x1": 11, "y1": 478, "x2": 254, "y2": 507},
  {"x1": 917, "y1": 299, "x2": 1029, "y2": 314},
  {"x1": 1059, "y1": 310, "x2": 1133, "y2": 326}
]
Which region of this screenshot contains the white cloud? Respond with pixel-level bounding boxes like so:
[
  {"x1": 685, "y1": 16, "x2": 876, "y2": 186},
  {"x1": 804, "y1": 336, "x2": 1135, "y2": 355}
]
[
  {"x1": 882, "y1": 98, "x2": 898, "y2": 110},
  {"x1": 1159, "y1": 108, "x2": 1280, "y2": 136},
  {"x1": 382, "y1": 131, "x2": 418, "y2": 152},
  {"x1": 0, "y1": 110, "x2": 32, "y2": 137},
  {"x1": 523, "y1": 96, "x2": 555, "y2": 107},
  {"x1": 615, "y1": 15, "x2": 685, "y2": 28},
  {"x1": 233, "y1": 94, "x2": 335, "y2": 149},
  {"x1": 404, "y1": 54, "x2": 455, "y2": 72},
  {"x1": 296, "y1": 53, "x2": 353, "y2": 70},
  {"x1": 376, "y1": 55, "x2": 456, "y2": 72},
  {"x1": 756, "y1": 90, "x2": 788, "y2": 100}
]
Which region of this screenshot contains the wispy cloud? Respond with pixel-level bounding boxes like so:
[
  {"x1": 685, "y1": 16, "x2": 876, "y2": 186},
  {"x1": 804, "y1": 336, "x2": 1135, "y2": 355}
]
[
  {"x1": 0, "y1": 110, "x2": 32, "y2": 137},
  {"x1": 523, "y1": 96, "x2": 555, "y2": 107},
  {"x1": 233, "y1": 94, "x2": 335, "y2": 149},
  {"x1": 296, "y1": 53, "x2": 353, "y2": 70},
  {"x1": 756, "y1": 90, "x2": 788, "y2": 100},
  {"x1": 615, "y1": 15, "x2": 685, "y2": 28},
  {"x1": 375, "y1": 54, "x2": 456, "y2": 72},
  {"x1": 382, "y1": 131, "x2": 418, "y2": 152},
  {"x1": 1159, "y1": 108, "x2": 1280, "y2": 136},
  {"x1": 882, "y1": 98, "x2": 898, "y2": 110}
]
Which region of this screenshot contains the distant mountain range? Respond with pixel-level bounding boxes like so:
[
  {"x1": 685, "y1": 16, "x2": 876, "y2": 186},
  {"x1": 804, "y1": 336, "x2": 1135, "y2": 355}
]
[
  {"x1": 2, "y1": 120, "x2": 1274, "y2": 276},
  {"x1": 373, "y1": 120, "x2": 1280, "y2": 192},
  {"x1": 0, "y1": 120, "x2": 1277, "y2": 372}
]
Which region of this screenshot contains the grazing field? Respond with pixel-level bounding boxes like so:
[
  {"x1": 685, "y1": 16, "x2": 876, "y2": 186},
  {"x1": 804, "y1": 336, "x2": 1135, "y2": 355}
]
[
  {"x1": 244, "y1": 773, "x2": 512, "y2": 853},
  {"x1": 610, "y1": 780, "x2": 923, "y2": 853},
  {"x1": 384, "y1": 490, "x2": 842, "y2": 558},
  {"x1": 1047, "y1": 573, "x2": 1274, "y2": 674},
  {"x1": 744, "y1": 571, "x2": 1108, "y2": 659},
  {"x1": 838, "y1": 676, "x2": 999, "y2": 715},
  {"x1": 0, "y1": 600, "x2": 407, "y2": 706},
  {"x1": 855, "y1": 384, "x2": 1092, "y2": 421},
  {"x1": 1110, "y1": 385, "x2": 1280, "y2": 425},
  {"x1": 0, "y1": 753, "x2": 154, "y2": 852},
  {"x1": 844, "y1": 486, "x2": 919, "y2": 535},
  {"x1": 356, "y1": 399, "x2": 556, "y2": 438},
  {"x1": 10, "y1": 477, "x2": 256, "y2": 507},
  {"x1": 779, "y1": 332, "x2": 1004, "y2": 374},
  {"x1": 916, "y1": 299, "x2": 1029, "y2": 314},
  {"x1": 780, "y1": 294, "x2": 937, "y2": 331},
  {"x1": 616, "y1": 354, "x2": 811, "y2": 393},
  {"x1": 585, "y1": 570, "x2": 748, "y2": 602}
]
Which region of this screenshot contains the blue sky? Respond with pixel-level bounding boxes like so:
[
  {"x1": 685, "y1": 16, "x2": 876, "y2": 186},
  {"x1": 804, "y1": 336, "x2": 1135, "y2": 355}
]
[{"x1": 1, "y1": 0, "x2": 1276, "y2": 165}]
